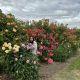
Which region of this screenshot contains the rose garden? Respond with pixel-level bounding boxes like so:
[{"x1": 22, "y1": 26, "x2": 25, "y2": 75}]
[{"x1": 0, "y1": 9, "x2": 80, "y2": 80}]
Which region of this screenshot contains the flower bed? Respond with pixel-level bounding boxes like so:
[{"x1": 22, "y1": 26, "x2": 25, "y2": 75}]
[
  {"x1": 0, "y1": 9, "x2": 80, "y2": 80},
  {"x1": 0, "y1": 10, "x2": 39, "y2": 80},
  {"x1": 26, "y1": 20, "x2": 79, "y2": 63}
]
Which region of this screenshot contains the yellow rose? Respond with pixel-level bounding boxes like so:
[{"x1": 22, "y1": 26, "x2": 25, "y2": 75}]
[
  {"x1": 13, "y1": 28, "x2": 17, "y2": 32},
  {"x1": 2, "y1": 47, "x2": 5, "y2": 50},
  {"x1": 5, "y1": 29, "x2": 8, "y2": 32},
  {"x1": 15, "y1": 38, "x2": 19, "y2": 40},
  {"x1": 14, "y1": 45, "x2": 20, "y2": 49},
  {"x1": 15, "y1": 25, "x2": 18, "y2": 28},
  {"x1": 7, "y1": 23, "x2": 11, "y2": 25},
  {"x1": 13, "y1": 47, "x2": 16, "y2": 50},
  {"x1": 14, "y1": 44, "x2": 18, "y2": 47},
  {"x1": 15, "y1": 48, "x2": 19, "y2": 52},
  {"x1": 5, "y1": 50, "x2": 10, "y2": 53},
  {"x1": 8, "y1": 46, "x2": 12, "y2": 50},
  {"x1": 17, "y1": 46, "x2": 20, "y2": 49},
  {"x1": 3, "y1": 42, "x2": 9, "y2": 47},
  {"x1": 8, "y1": 43, "x2": 11, "y2": 46}
]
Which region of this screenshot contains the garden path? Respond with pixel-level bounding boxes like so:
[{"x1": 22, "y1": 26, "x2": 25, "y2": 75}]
[{"x1": 39, "y1": 48, "x2": 80, "y2": 80}]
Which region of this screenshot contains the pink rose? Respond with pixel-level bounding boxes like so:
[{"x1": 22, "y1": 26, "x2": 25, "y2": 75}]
[
  {"x1": 39, "y1": 45, "x2": 43, "y2": 49},
  {"x1": 44, "y1": 58, "x2": 48, "y2": 61},
  {"x1": 37, "y1": 51, "x2": 42, "y2": 56},
  {"x1": 48, "y1": 58, "x2": 53, "y2": 64}
]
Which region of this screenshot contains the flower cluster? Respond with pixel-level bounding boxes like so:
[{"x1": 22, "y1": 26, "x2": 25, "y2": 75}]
[
  {"x1": 2, "y1": 42, "x2": 20, "y2": 53},
  {"x1": 26, "y1": 28, "x2": 44, "y2": 38},
  {"x1": 2, "y1": 42, "x2": 12, "y2": 53},
  {"x1": 26, "y1": 59, "x2": 37, "y2": 64},
  {"x1": 13, "y1": 44, "x2": 20, "y2": 53}
]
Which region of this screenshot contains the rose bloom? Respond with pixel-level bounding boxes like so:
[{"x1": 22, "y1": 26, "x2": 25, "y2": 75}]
[
  {"x1": 8, "y1": 46, "x2": 12, "y2": 50},
  {"x1": 37, "y1": 51, "x2": 42, "y2": 56},
  {"x1": 26, "y1": 60, "x2": 29, "y2": 63},
  {"x1": 48, "y1": 52, "x2": 54, "y2": 57},
  {"x1": 5, "y1": 50, "x2": 10, "y2": 53},
  {"x1": 13, "y1": 28, "x2": 17, "y2": 32},
  {"x1": 39, "y1": 45, "x2": 43, "y2": 49},
  {"x1": 7, "y1": 23, "x2": 11, "y2": 25},
  {"x1": 44, "y1": 58, "x2": 48, "y2": 61},
  {"x1": 3, "y1": 42, "x2": 8, "y2": 47},
  {"x1": 15, "y1": 58, "x2": 18, "y2": 61},
  {"x1": 8, "y1": 43, "x2": 11, "y2": 46},
  {"x1": 48, "y1": 58, "x2": 53, "y2": 64},
  {"x1": 5, "y1": 29, "x2": 8, "y2": 32},
  {"x1": 34, "y1": 61, "x2": 37, "y2": 64},
  {"x1": 2, "y1": 47, "x2": 5, "y2": 50}
]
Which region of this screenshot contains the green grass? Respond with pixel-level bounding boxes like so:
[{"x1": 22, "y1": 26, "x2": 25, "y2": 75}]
[
  {"x1": 50, "y1": 55, "x2": 80, "y2": 80},
  {"x1": 69, "y1": 57, "x2": 80, "y2": 70}
]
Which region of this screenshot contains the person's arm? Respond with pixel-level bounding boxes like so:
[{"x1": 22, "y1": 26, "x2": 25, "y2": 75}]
[{"x1": 27, "y1": 43, "x2": 34, "y2": 50}]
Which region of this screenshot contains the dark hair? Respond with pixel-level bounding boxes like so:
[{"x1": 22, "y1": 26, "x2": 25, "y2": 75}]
[{"x1": 29, "y1": 37, "x2": 35, "y2": 43}]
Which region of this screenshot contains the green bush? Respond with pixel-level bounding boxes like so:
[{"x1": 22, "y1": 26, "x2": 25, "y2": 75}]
[{"x1": 0, "y1": 10, "x2": 39, "y2": 80}]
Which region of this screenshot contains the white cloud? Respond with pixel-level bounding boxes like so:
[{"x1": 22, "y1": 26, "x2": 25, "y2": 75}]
[
  {"x1": 0, "y1": 0, "x2": 80, "y2": 28},
  {"x1": 54, "y1": 10, "x2": 68, "y2": 15},
  {"x1": 0, "y1": 5, "x2": 13, "y2": 13}
]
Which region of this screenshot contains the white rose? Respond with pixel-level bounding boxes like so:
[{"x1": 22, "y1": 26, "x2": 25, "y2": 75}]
[
  {"x1": 34, "y1": 61, "x2": 37, "y2": 64},
  {"x1": 26, "y1": 60, "x2": 29, "y2": 63},
  {"x1": 8, "y1": 46, "x2": 12, "y2": 50},
  {"x1": 2, "y1": 47, "x2": 5, "y2": 50},
  {"x1": 20, "y1": 55, "x2": 22, "y2": 58},
  {"x1": 5, "y1": 50, "x2": 10, "y2": 53},
  {"x1": 21, "y1": 44, "x2": 25, "y2": 47},
  {"x1": 15, "y1": 58, "x2": 18, "y2": 61}
]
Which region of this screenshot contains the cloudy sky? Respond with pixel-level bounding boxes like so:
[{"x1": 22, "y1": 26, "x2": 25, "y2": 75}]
[{"x1": 0, "y1": 0, "x2": 80, "y2": 28}]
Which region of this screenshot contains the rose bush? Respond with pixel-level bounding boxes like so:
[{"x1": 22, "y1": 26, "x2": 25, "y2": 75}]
[
  {"x1": 26, "y1": 19, "x2": 79, "y2": 63},
  {"x1": 0, "y1": 10, "x2": 39, "y2": 80},
  {"x1": 0, "y1": 9, "x2": 79, "y2": 80}
]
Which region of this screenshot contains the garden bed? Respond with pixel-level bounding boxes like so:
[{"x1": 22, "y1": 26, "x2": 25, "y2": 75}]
[{"x1": 0, "y1": 9, "x2": 80, "y2": 80}]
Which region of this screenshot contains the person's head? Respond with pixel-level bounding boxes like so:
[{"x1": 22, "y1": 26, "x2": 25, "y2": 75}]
[{"x1": 29, "y1": 37, "x2": 34, "y2": 43}]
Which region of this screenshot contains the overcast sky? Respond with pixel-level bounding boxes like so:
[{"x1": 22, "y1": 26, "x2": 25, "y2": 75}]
[{"x1": 0, "y1": 0, "x2": 80, "y2": 28}]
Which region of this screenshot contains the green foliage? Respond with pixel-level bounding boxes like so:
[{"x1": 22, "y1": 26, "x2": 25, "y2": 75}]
[
  {"x1": 2, "y1": 49, "x2": 39, "y2": 80},
  {"x1": 0, "y1": 10, "x2": 39, "y2": 80}
]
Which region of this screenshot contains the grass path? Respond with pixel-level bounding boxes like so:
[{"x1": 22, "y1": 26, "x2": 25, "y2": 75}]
[{"x1": 39, "y1": 49, "x2": 80, "y2": 80}]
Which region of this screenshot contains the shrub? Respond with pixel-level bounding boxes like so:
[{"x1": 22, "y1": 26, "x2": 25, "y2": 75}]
[{"x1": 0, "y1": 10, "x2": 39, "y2": 80}]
